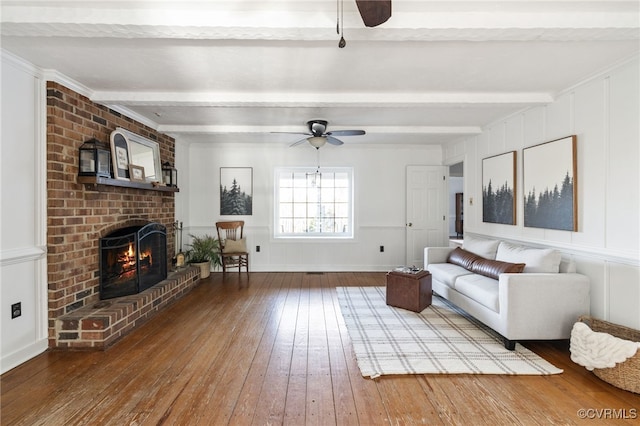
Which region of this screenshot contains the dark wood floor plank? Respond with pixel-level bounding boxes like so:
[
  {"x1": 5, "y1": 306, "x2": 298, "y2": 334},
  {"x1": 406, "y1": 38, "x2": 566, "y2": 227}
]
[
  {"x1": 282, "y1": 273, "x2": 312, "y2": 425},
  {"x1": 305, "y1": 279, "x2": 337, "y2": 425},
  {"x1": 2, "y1": 272, "x2": 639, "y2": 426}
]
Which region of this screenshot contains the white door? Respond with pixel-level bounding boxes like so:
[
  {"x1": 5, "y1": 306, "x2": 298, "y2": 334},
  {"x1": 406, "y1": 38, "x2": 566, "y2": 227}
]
[{"x1": 406, "y1": 166, "x2": 447, "y2": 266}]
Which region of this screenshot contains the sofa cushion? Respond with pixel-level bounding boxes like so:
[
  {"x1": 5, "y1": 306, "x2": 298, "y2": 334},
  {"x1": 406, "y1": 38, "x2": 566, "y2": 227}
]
[
  {"x1": 463, "y1": 236, "x2": 500, "y2": 260},
  {"x1": 496, "y1": 242, "x2": 561, "y2": 273},
  {"x1": 469, "y1": 258, "x2": 526, "y2": 280},
  {"x1": 446, "y1": 247, "x2": 480, "y2": 269},
  {"x1": 427, "y1": 263, "x2": 472, "y2": 289},
  {"x1": 454, "y1": 274, "x2": 500, "y2": 313}
]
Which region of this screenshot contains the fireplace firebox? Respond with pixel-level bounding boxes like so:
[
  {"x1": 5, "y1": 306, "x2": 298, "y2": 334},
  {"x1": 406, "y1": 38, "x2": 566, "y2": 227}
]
[{"x1": 99, "y1": 222, "x2": 167, "y2": 299}]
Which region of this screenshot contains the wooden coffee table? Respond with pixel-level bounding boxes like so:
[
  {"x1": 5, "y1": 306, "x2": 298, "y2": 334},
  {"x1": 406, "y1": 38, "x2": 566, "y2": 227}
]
[{"x1": 385, "y1": 270, "x2": 432, "y2": 312}]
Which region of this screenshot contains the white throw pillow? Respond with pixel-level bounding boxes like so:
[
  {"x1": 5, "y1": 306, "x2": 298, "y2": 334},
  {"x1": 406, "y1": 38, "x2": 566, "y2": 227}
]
[
  {"x1": 495, "y1": 242, "x2": 561, "y2": 273},
  {"x1": 223, "y1": 238, "x2": 247, "y2": 253},
  {"x1": 463, "y1": 236, "x2": 500, "y2": 260}
]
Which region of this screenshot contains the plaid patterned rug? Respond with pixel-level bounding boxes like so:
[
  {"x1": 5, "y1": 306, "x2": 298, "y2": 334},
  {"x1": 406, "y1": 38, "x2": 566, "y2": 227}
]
[{"x1": 336, "y1": 286, "x2": 563, "y2": 377}]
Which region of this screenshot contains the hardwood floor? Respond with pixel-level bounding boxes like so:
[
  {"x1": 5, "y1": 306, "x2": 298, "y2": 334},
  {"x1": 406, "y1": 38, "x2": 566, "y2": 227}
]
[{"x1": 2, "y1": 272, "x2": 639, "y2": 425}]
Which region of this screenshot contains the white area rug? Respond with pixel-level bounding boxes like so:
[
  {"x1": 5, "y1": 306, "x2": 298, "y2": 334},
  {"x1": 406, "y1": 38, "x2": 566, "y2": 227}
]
[{"x1": 336, "y1": 286, "x2": 563, "y2": 378}]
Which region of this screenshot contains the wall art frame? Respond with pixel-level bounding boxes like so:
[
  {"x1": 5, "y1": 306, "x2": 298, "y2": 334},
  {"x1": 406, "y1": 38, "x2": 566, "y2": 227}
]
[
  {"x1": 482, "y1": 151, "x2": 517, "y2": 225},
  {"x1": 128, "y1": 164, "x2": 146, "y2": 182},
  {"x1": 220, "y1": 167, "x2": 253, "y2": 215},
  {"x1": 523, "y1": 135, "x2": 577, "y2": 231}
]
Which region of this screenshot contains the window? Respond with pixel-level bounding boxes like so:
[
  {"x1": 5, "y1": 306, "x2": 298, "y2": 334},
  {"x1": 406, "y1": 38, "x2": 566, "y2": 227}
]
[{"x1": 275, "y1": 167, "x2": 353, "y2": 238}]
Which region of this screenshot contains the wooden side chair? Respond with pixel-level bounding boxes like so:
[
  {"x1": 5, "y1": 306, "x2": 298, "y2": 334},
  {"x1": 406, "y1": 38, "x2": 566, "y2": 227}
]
[{"x1": 216, "y1": 221, "x2": 249, "y2": 274}]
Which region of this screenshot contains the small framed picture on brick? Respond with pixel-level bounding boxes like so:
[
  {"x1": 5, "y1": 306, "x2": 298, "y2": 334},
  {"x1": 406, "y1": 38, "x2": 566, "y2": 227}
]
[{"x1": 129, "y1": 164, "x2": 145, "y2": 182}]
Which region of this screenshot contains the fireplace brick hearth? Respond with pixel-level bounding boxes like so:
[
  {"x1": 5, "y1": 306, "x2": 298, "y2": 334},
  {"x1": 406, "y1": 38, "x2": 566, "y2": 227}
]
[
  {"x1": 46, "y1": 82, "x2": 183, "y2": 348},
  {"x1": 55, "y1": 267, "x2": 199, "y2": 349}
]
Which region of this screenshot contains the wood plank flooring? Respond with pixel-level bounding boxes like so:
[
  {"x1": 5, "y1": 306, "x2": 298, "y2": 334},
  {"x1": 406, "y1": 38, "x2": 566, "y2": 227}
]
[{"x1": 2, "y1": 272, "x2": 639, "y2": 425}]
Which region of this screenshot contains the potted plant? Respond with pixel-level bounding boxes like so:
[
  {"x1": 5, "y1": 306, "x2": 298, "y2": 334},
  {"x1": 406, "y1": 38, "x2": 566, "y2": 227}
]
[{"x1": 186, "y1": 233, "x2": 222, "y2": 278}]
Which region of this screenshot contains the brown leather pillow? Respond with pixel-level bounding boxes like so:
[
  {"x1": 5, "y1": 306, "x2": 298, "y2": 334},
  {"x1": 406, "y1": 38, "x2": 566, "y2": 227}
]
[
  {"x1": 469, "y1": 258, "x2": 526, "y2": 280},
  {"x1": 447, "y1": 247, "x2": 481, "y2": 270}
]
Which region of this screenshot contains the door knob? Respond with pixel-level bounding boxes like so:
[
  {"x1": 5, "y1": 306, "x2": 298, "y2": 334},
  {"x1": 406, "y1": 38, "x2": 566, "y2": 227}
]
[{"x1": 407, "y1": 222, "x2": 413, "y2": 227}]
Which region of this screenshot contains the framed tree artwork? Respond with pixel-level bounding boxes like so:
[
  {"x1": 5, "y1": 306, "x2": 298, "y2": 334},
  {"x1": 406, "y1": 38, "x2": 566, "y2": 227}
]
[
  {"x1": 482, "y1": 151, "x2": 516, "y2": 225},
  {"x1": 523, "y1": 135, "x2": 577, "y2": 231},
  {"x1": 220, "y1": 167, "x2": 253, "y2": 215}
]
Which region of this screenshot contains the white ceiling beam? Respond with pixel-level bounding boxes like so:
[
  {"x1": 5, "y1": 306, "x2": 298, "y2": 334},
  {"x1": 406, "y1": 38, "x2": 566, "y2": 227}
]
[
  {"x1": 92, "y1": 91, "x2": 554, "y2": 107},
  {"x1": 2, "y1": 1, "x2": 637, "y2": 42},
  {"x1": 157, "y1": 124, "x2": 482, "y2": 135}
]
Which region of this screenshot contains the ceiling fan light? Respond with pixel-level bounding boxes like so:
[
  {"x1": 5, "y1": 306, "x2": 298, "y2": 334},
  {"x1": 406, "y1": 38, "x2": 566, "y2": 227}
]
[{"x1": 307, "y1": 136, "x2": 327, "y2": 148}]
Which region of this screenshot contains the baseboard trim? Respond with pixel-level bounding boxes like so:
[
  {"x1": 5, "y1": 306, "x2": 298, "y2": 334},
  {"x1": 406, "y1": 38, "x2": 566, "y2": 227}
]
[{"x1": 1, "y1": 339, "x2": 48, "y2": 375}]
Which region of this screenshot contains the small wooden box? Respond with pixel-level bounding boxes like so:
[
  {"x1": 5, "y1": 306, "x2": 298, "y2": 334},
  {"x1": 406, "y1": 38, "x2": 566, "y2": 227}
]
[{"x1": 386, "y1": 270, "x2": 432, "y2": 312}]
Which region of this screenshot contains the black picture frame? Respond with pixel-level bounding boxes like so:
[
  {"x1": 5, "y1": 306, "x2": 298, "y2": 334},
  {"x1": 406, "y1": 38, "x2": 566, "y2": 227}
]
[
  {"x1": 523, "y1": 135, "x2": 577, "y2": 231},
  {"x1": 220, "y1": 167, "x2": 253, "y2": 215},
  {"x1": 482, "y1": 151, "x2": 517, "y2": 225}
]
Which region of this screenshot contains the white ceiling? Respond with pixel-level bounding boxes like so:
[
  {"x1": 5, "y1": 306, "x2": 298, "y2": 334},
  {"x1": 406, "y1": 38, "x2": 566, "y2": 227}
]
[{"x1": 1, "y1": 0, "x2": 639, "y2": 146}]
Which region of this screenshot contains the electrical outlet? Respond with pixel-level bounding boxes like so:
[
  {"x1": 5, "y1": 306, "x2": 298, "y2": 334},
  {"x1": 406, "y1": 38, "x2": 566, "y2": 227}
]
[
  {"x1": 256, "y1": 245, "x2": 260, "y2": 252},
  {"x1": 379, "y1": 245, "x2": 384, "y2": 253},
  {"x1": 11, "y1": 302, "x2": 22, "y2": 319}
]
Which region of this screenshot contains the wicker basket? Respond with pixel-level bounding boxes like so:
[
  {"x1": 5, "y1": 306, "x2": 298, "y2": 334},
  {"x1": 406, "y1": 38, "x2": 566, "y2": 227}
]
[{"x1": 577, "y1": 316, "x2": 640, "y2": 394}]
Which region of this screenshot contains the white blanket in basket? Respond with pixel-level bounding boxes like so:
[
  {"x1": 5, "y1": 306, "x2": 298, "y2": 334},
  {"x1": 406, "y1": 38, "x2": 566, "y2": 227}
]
[{"x1": 570, "y1": 322, "x2": 640, "y2": 371}]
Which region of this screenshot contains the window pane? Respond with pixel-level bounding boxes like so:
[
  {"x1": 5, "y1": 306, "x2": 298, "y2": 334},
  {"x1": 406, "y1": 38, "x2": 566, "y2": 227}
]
[
  {"x1": 280, "y1": 173, "x2": 294, "y2": 187},
  {"x1": 335, "y1": 202, "x2": 349, "y2": 217},
  {"x1": 292, "y1": 187, "x2": 307, "y2": 201},
  {"x1": 335, "y1": 187, "x2": 349, "y2": 202},
  {"x1": 307, "y1": 203, "x2": 319, "y2": 217},
  {"x1": 321, "y1": 173, "x2": 334, "y2": 186},
  {"x1": 320, "y1": 187, "x2": 334, "y2": 201},
  {"x1": 334, "y1": 172, "x2": 349, "y2": 186},
  {"x1": 279, "y1": 203, "x2": 293, "y2": 217},
  {"x1": 280, "y1": 187, "x2": 293, "y2": 202},
  {"x1": 293, "y1": 202, "x2": 306, "y2": 217},
  {"x1": 293, "y1": 172, "x2": 307, "y2": 187},
  {"x1": 320, "y1": 203, "x2": 335, "y2": 217}
]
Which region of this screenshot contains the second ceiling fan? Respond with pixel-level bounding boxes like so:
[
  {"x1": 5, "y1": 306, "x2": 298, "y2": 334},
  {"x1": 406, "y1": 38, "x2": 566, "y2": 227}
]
[{"x1": 278, "y1": 119, "x2": 366, "y2": 148}]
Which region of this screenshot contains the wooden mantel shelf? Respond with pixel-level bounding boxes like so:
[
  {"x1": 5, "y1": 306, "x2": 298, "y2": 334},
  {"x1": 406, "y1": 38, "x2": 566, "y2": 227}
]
[{"x1": 78, "y1": 176, "x2": 179, "y2": 192}]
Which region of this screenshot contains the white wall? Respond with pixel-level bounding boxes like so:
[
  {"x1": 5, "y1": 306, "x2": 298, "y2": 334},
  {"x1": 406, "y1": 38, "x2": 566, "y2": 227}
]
[
  {"x1": 178, "y1": 142, "x2": 443, "y2": 271},
  {"x1": 443, "y1": 56, "x2": 640, "y2": 330},
  {"x1": 0, "y1": 52, "x2": 48, "y2": 373}
]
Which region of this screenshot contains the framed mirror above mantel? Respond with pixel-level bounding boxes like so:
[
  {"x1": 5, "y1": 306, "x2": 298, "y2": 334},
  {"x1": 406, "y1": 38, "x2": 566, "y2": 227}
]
[
  {"x1": 78, "y1": 128, "x2": 178, "y2": 192},
  {"x1": 110, "y1": 128, "x2": 164, "y2": 184}
]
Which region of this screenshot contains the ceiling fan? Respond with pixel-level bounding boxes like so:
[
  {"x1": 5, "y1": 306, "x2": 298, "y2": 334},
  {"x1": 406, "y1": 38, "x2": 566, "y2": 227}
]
[{"x1": 276, "y1": 119, "x2": 366, "y2": 148}]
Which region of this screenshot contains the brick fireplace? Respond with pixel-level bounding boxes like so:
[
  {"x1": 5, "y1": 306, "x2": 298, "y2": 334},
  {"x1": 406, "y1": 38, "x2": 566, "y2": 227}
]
[{"x1": 47, "y1": 82, "x2": 197, "y2": 349}]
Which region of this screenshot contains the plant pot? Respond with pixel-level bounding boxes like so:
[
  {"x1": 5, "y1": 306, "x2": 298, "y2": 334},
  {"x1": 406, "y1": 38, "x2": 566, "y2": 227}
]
[{"x1": 192, "y1": 261, "x2": 211, "y2": 279}]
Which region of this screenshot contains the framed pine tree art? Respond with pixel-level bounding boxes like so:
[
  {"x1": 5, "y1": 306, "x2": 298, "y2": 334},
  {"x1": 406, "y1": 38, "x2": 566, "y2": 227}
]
[{"x1": 220, "y1": 167, "x2": 253, "y2": 215}]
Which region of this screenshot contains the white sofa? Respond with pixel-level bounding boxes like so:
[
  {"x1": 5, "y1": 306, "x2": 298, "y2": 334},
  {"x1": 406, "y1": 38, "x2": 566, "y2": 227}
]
[{"x1": 424, "y1": 236, "x2": 590, "y2": 350}]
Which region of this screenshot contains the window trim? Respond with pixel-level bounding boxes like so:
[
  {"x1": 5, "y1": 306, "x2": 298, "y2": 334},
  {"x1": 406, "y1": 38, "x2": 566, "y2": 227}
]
[{"x1": 274, "y1": 166, "x2": 354, "y2": 239}]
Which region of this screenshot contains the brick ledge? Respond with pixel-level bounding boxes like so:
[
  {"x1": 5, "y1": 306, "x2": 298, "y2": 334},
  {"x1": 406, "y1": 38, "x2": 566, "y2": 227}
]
[{"x1": 54, "y1": 267, "x2": 200, "y2": 349}]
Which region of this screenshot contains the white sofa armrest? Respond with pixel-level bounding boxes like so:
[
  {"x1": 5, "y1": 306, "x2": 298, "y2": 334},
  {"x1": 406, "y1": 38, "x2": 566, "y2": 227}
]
[
  {"x1": 499, "y1": 273, "x2": 590, "y2": 340},
  {"x1": 424, "y1": 247, "x2": 455, "y2": 269}
]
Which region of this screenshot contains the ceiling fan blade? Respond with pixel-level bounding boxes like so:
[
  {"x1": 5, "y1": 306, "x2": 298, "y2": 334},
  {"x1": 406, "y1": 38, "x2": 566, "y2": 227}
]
[
  {"x1": 289, "y1": 137, "x2": 309, "y2": 147},
  {"x1": 355, "y1": 0, "x2": 392, "y2": 27},
  {"x1": 326, "y1": 136, "x2": 344, "y2": 146},
  {"x1": 326, "y1": 130, "x2": 366, "y2": 136},
  {"x1": 272, "y1": 131, "x2": 312, "y2": 136}
]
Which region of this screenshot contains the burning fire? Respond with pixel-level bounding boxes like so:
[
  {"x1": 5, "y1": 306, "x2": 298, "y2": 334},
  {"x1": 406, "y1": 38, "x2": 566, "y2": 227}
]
[{"x1": 116, "y1": 243, "x2": 153, "y2": 274}]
